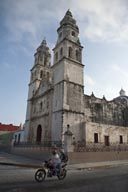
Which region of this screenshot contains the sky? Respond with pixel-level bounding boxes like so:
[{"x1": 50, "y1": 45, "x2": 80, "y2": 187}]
[{"x1": 0, "y1": 0, "x2": 128, "y2": 125}]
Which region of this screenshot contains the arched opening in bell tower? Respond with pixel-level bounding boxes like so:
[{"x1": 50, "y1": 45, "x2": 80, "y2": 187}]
[{"x1": 68, "y1": 47, "x2": 73, "y2": 58}]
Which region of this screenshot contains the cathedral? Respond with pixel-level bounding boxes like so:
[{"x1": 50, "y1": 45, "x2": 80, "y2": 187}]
[{"x1": 24, "y1": 10, "x2": 128, "y2": 149}]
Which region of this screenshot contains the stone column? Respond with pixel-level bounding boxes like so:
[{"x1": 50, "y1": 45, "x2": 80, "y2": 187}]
[{"x1": 64, "y1": 124, "x2": 73, "y2": 152}]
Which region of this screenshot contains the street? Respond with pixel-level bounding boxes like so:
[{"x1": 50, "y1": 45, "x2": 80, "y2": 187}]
[{"x1": 0, "y1": 152, "x2": 128, "y2": 192}]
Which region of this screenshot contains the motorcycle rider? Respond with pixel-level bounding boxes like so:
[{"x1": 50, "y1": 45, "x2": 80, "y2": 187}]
[
  {"x1": 59, "y1": 148, "x2": 68, "y2": 163},
  {"x1": 51, "y1": 149, "x2": 61, "y2": 175}
]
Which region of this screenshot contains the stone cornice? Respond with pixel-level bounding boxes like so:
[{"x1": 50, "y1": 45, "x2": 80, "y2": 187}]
[
  {"x1": 53, "y1": 37, "x2": 83, "y2": 50},
  {"x1": 53, "y1": 109, "x2": 85, "y2": 115},
  {"x1": 51, "y1": 56, "x2": 84, "y2": 69}
]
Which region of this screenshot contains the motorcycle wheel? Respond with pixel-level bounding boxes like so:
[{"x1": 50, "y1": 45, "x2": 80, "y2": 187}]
[
  {"x1": 57, "y1": 168, "x2": 67, "y2": 180},
  {"x1": 35, "y1": 169, "x2": 46, "y2": 182}
]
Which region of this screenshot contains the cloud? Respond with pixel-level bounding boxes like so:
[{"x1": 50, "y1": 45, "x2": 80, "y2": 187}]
[
  {"x1": 71, "y1": 0, "x2": 128, "y2": 43},
  {"x1": 111, "y1": 64, "x2": 128, "y2": 81},
  {"x1": 84, "y1": 74, "x2": 95, "y2": 86},
  {"x1": 2, "y1": 0, "x2": 128, "y2": 46}
]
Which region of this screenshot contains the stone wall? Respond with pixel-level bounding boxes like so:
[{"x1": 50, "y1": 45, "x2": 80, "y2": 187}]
[
  {"x1": 68, "y1": 151, "x2": 128, "y2": 164},
  {"x1": 11, "y1": 146, "x2": 128, "y2": 164},
  {"x1": 11, "y1": 146, "x2": 51, "y2": 161},
  {"x1": 85, "y1": 122, "x2": 128, "y2": 144}
]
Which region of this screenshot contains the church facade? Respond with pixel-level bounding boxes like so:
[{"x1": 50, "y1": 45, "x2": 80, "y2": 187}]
[{"x1": 24, "y1": 10, "x2": 128, "y2": 149}]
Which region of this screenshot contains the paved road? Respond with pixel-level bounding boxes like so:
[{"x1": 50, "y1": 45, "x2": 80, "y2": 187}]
[{"x1": 0, "y1": 152, "x2": 128, "y2": 192}]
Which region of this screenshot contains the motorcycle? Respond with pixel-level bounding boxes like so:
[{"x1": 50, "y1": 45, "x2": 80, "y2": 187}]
[{"x1": 35, "y1": 160, "x2": 67, "y2": 182}]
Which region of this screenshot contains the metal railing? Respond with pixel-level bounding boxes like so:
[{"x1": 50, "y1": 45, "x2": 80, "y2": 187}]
[
  {"x1": 13, "y1": 141, "x2": 128, "y2": 152},
  {"x1": 74, "y1": 142, "x2": 128, "y2": 152},
  {"x1": 13, "y1": 140, "x2": 63, "y2": 148}
]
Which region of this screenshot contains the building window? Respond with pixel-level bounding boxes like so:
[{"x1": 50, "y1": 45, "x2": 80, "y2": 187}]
[
  {"x1": 104, "y1": 136, "x2": 109, "y2": 146},
  {"x1": 40, "y1": 102, "x2": 43, "y2": 111},
  {"x1": 68, "y1": 47, "x2": 73, "y2": 58},
  {"x1": 94, "y1": 133, "x2": 98, "y2": 143},
  {"x1": 76, "y1": 50, "x2": 78, "y2": 59},
  {"x1": 55, "y1": 52, "x2": 58, "y2": 61},
  {"x1": 60, "y1": 47, "x2": 63, "y2": 57},
  {"x1": 72, "y1": 31, "x2": 75, "y2": 36},
  {"x1": 47, "y1": 72, "x2": 49, "y2": 79},
  {"x1": 44, "y1": 56, "x2": 47, "y2": 66},
  {"x1": 36, "y1": 125, "x2": 42, "y2": 144},
  {"x1": 40, "y1": 70, "x2": 43, "y2": 78},
  {"x1": 76, "y1": 49, "x2": 81, "y2": 62},
  {"x1": 119, "y1": 135, "x2": 123, "y2": 144}
]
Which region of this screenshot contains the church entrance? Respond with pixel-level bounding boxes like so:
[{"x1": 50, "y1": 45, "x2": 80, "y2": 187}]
[{"x1": 36, "y1": 125, "x2": 42, "y2": 144}]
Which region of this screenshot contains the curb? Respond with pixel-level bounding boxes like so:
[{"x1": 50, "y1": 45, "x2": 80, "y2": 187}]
[
  {"x1": 68, "y1": 162, "x2": 128, "y2": 171},
  {"x1": 77, "y1": 164, "x2": 112, "y2": 170}
]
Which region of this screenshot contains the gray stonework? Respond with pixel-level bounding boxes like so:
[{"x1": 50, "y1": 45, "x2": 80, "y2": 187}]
[{"x1": 24, "y1": 10, "x2": 128, "y2": 150}]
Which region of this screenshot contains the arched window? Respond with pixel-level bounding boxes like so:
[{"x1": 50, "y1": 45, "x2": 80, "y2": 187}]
[
  {"x1": 76, "y1": 50, "x2": 81, "y2": 62},
  {"x1": 47, "y1": 72, "x2": 50, "y2": 79},
  {"x1": 44, "y1": 56, "x2": 47, "y2": 66},
  {"x1": 76, "y1": 50, "x2": 79, "y2": 61},
  {"x1": 60, "y1": 47, "x2": 63, "y2": 57},
  {"x1": 36, "y1": 125, "x2": 42, "y2": 144},
  {"x1": 72, "y1": 31, "x2": 75, "y2": 36},
  {"x1": 55, "y1": 52, "x2": 58, "y2": 61},
  {"x1": 40, "y1": 70, "x2": 43, "y2": 78},
  {"x1": 40, "y1": 102, "x2": 43, "y2": 111},
  {"x1": 68, "y1": 47, "x2": 73, "y2": 58}
]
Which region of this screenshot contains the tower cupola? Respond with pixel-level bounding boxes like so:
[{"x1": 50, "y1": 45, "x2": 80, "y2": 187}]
[
  {"x1": 119, "y1": 88, "x2": 126, "y2": 96},
  {"x1": 56, "y1": 9, "x2": 81, "y2": 46},
  {"x1": 34, "y1": 38, "x2": 51, "y2": 67},
  {"x1": 53, "y1": 10, "x2": 83, "y2": 65}
]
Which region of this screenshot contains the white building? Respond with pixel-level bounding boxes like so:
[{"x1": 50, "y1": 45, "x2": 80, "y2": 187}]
[{"x1": 24, "y1": 10, "x2": 128, "y2": 149}]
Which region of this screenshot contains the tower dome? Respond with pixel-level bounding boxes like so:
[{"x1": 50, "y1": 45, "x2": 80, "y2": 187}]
[{"x1": 119, "y1": 88, "x2": 126, "y2": 96}]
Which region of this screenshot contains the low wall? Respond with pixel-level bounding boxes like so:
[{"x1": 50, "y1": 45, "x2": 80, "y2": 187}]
[
  {"x1": 11, "y1": 147, "x2": 128, "y2": 164},
  {"x1": 68, "y1": 151, "x2": 128, "y2": 164},
  {"x1": 11, "y1": 147, "x2": 51, "y2": 161}
]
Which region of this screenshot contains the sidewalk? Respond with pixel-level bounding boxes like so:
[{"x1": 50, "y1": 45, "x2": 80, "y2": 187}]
[
  {"x1": 68, "y1": 160, "x2": 128, "y2": 171},
  {"x1": 0, "y1": 151, "x2": 128, "y2": 171}
]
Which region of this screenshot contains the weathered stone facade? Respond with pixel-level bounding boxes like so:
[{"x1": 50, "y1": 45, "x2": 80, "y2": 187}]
[{"x1": 24, "y1": 10, "x2": 128, "y2": 148}]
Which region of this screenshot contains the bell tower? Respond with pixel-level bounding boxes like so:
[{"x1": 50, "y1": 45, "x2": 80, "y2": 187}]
[
  {"x1": 28, "y1": 39, "x2": 51, "y2": 99},
  {"x1": 24, "y1": 39, "x2": 51, "y2": 141},
  {"x1": 52, "y1": 10, "x2": 85, "y2": 142}
]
